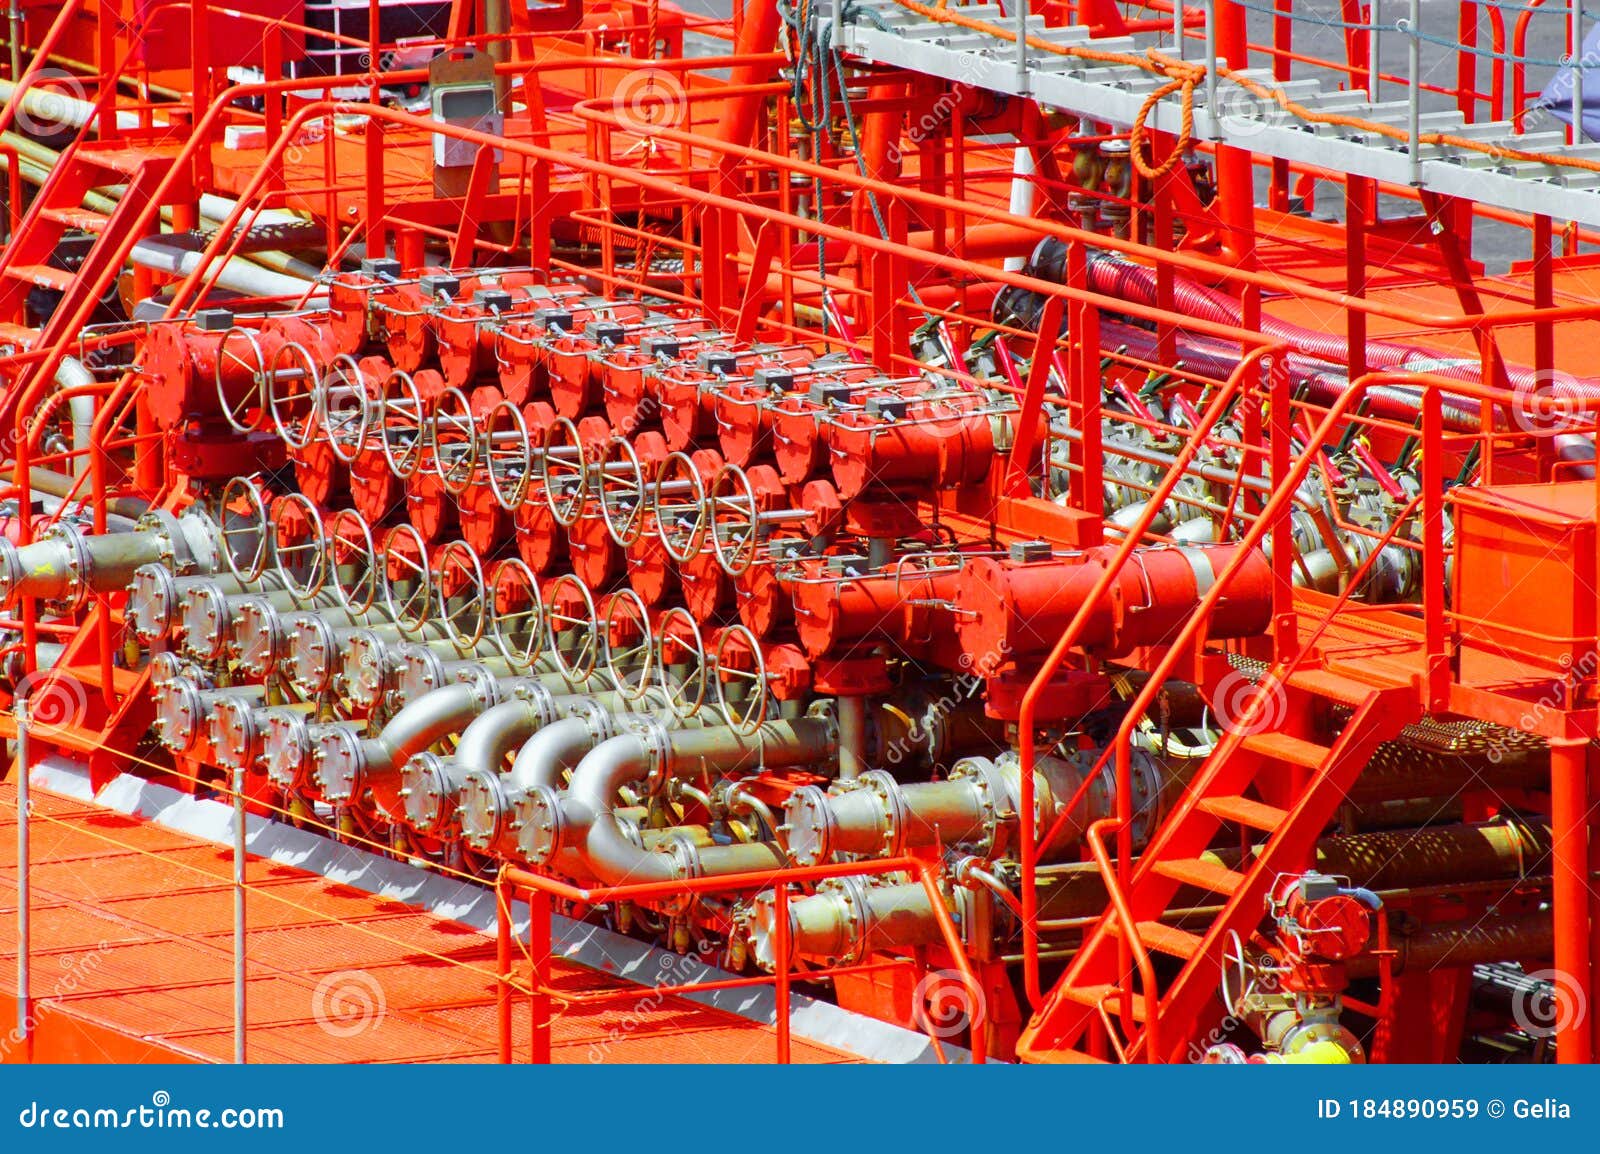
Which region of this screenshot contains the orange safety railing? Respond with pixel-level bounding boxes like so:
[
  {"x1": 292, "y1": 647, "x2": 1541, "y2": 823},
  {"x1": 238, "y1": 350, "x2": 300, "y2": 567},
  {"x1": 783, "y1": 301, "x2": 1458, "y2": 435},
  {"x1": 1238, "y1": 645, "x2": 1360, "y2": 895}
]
[{"x1": 497, "y1": 857, "x2": 988, "y2": 1064}]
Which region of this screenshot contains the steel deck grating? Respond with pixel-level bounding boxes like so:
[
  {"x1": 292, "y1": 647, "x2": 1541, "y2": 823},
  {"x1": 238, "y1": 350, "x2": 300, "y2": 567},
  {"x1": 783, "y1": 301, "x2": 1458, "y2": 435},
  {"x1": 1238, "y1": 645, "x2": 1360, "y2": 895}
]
[{"x1": 0, "y1": 782, "x2": 861, "y2": 1064}]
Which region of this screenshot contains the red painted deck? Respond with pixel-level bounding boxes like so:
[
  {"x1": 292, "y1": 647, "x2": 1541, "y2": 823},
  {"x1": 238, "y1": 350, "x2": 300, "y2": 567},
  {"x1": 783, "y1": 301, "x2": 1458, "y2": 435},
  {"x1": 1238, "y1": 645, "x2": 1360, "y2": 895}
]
[{"x1": 0, "y1": 783, "x2": 857, "y2": 1064}]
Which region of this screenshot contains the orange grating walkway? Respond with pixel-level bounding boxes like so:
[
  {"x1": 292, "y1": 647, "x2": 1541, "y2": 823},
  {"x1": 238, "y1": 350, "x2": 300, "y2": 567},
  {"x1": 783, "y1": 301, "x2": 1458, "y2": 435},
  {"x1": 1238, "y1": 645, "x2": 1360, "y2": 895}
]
[{"x1": 0, "y1": 783, "x2": 858, "y2": 1064}]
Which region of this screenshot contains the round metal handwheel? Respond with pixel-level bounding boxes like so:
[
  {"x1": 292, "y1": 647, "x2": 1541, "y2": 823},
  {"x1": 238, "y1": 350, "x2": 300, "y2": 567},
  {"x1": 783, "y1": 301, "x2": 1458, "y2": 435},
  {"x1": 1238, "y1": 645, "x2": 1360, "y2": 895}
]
[
  {"x1": 318, "y1": 353, "x2": 377, "y2": 464},
  {"x1": 653, "y1": 451, "x2": 708, "y2": 563},
  {"x1": 710, "y1": 462, "x2": 760, "y2": 577},
  {"x1": 271, "y1": 492, "x2": 328, "y2": 599},
  {"x1": 430, "y1": 539, "x2": 488, "y2": 650},
  {"x1": 267, "y1": 339, "x2": 320, "y2": 450},
  {"x1": 326, "y1": 507, "x2": 378, "y2": 614},
  {"x1": 713, "y1": 623, "x2": 770, "y2": 735},
  {"x1": 600, "y1": 588, "x2": 654, "y2": 699},
  {"x1": 215, "y1": 326, "x2": 266, "y2": 434},
  {"x1": 656, "y1": 605, "x2": 707, "y2": 720},
  {"x1": 428, "y1": 386, "x2": 479, "y2": 495},
  {"x1": 483, "y1": 397, "x2": 533, "y2": 511},
  {"x1": 219, "y1": 475, "x2": 272, "y2": 584},
  {"x1": 380, "y1": 522, "x2": 432, "y2": 635},
  {"x1": 380, "y1": 369, "x2": 426, "y2": 479},
  {"x1": 545, "y1": 573, "x2": 598, "y2": 681},
  {"x1": 599, "y1": 435, "x2": 647, "y2": 546},
  {"x1": 489, "y1": 557, "x2": 544, "y2": 670},
  {"x1": 538, "y1": 417, "x2": 588, "y2": 527}
]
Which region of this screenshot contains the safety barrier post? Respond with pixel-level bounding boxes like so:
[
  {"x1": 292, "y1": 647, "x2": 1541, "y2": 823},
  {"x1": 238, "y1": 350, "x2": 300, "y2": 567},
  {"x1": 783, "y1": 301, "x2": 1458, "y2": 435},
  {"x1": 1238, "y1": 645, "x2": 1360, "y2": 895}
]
[
  {"x1": 14, "y1": 698, "x2": 29, "y2": 1050},
  {"x1": 1407, "y1": 0, "x2": 1421, "y2": 183},
  {"x1": 496, "y1": 881, "x2": 513, "y2": 1063},
  {"x1": 233, "y1": 762, "x2": 247, "y2": 1063},
  {"x1": 530, "y1": 890, "x2": 553, "y2": 1064},
  {"x1": 1016, "y1": 0, "x2": 1028, "y2": 91},
  {"x1": 775, "y1": 882, "x2": 791, "y2": 1062}
]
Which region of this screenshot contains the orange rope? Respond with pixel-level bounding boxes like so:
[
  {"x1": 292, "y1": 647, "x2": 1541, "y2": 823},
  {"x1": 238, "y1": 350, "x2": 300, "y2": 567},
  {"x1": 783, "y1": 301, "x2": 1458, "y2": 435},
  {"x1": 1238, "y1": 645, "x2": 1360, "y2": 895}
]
[{"x1": 882, "y1": 0, "x2": 1600, "y2": 178}]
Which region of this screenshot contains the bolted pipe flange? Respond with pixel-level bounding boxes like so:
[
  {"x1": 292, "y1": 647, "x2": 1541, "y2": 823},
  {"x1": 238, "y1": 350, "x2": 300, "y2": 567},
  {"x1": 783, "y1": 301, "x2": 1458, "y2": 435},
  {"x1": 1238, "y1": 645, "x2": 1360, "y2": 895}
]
[
  {"x1": 261, "y1": 710, "x2": 318, "y2": 791},
  {"x1": 229, "y1": 596, "x2": 289, "y2": 677},
  {"x1": 856, "y1": 769, "x2": 910, "y2": 858},
  {"x1": 781, "y1": 785, "x2": 838, "y2": 867},
  {"x1": 339, "y1": 628, "x2": 395, "y2": 710},
  {"x1": 511, "y1": 681, "x2": 560, "y2": 730},
  {"x1": 626, "y1": 714, "x2": 674, "y2": 794},
  {"x1": 148, "y1": 650, "x2": 204, "y2": 690},
  {"x1": 177, "y1": 581, "x2": 235, "y2": 662},
  {"x1": 400, "y1": 751, "x2": 457, "y2": 836},
  {"x1": 516, "y1": 783, "x2": 566, "y2": 865},
  {"x1": 40, "y1": 521, "x2": 93, "y2": 613},
  {"x1": 151, "y1": 679, "x2": 206, "y2": 753},
  {"x1": 458, "y1": 769, "x2": 509, "y2": 851},
  {"x1": 311, "y1": 725, "x2": 366, "y2": 804},
  {"x1": 949, "y1": 756, "x2": 1005, "y2": 857},
  {"x1": 127, "y1": 563, "x2": 179, "y2": 643},
  {"x1": 285, "y1": 612, "x2": 341, "y2": 698},
  {"x1": 211, "y1": 697, "x2": 263, "y2": 773}
]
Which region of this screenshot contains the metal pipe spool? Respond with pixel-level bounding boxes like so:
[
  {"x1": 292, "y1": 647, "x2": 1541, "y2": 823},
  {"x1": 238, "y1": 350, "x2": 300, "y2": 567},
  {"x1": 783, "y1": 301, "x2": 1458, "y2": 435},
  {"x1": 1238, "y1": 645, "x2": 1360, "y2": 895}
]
[{"x1": 178, "y1": 580, "x2": 340, "y2": 663}]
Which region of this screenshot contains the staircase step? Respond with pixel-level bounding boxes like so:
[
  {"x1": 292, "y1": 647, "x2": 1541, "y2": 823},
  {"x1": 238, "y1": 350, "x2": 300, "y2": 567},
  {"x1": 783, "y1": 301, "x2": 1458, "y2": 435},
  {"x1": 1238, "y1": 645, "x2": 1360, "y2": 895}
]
[
  {"x1": 1058, "y1": 983, "x2": 1148, "y2": 1022},
  {"x1": 1284, "y1": 666, "x2": 1381, "y2": 705},
  {"x1": 1198, "y1": 794, "x2": 1289, "y2": 832},
  {"x1": 1152, "y1": 856, "x2": 1246, "y2": 896},
  {"x1": 1108, "y1": 919, "x2": 1203, "y2": 960},
  {"x1": 6, "y1": 263, "x2": 74, "y2": 292},
  {"x1": 1241, "y1": 730, "x2": 1331, "y2": 769},
  {"x1": 39, "y1": 206, "x2": 109, "y2": 234}
]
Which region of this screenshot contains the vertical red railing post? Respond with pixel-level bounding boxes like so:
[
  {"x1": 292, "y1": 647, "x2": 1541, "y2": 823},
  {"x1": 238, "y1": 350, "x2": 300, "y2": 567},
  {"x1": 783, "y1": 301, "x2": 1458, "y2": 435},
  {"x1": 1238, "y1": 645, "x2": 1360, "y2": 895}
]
[
  {"x1": 1421, "y1": 388, "x2": 1448, "y2": 710},
  {"x1": 1550, "y1": 736, "x2": 1592, "y2": 1063},
  {"x1": 529, "y1": 889, "x2": 553, "y2": 1064},
  {"x1": 496, "y1": 878, "x2": 513, "y2": 1064},
  {"x1": 1268, "y1": 354, "x2": 1295, "y2": 662},
  {"x1": 774, "y1": 882, "x2": 791, "y2": 1063}
]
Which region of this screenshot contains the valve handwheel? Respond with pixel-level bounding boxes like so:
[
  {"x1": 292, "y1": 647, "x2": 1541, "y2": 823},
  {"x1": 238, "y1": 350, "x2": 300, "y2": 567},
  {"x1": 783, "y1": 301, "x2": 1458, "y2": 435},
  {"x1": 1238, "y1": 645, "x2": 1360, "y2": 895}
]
[
  {"x1": 326, "y1": 507, "x2": 378, "y2": 614},
  {"x1": 431, "y1": 539, "x2": 488, "y2": 649},
  {"x1": 539, "y1": 417, "x2": 588, "y2": 527},
  {"x1": 271, "y1": 492, "x2": 328, "y2": 599},
  {"x1": 713, "y1": 623, "x2": 770, "y2": 735},
  {"x1": 219, "y1": 475, "x2": 272, "y2": 585},
  {"x1": 656, "y1": 605, "x2": 707, "y2": 720},
  {"x1": 710, "y1": 462, "x2": 760, "y2": 577},
  {"x1": 600, "y1": 588, "x2": 655, "y2": 699},
  {"x1": 545, "y1": 572, "x2": 599, "y2": 681},
  {"x1": 599, "y1": 435, "x2": 648, "y2": 547},
  {"x1": 319, "y1": 353, "x2": 377, "y2": 464},
  {"x1": 483, "y1": 398, "x2": 533, "y2": 511},
  {"x1": 653, "y1": 450, "x2": 708, "y2": 563},
  {"x1": 428, "y1": 386, "x2": 479, "y2": 495},
  {"x1": 215, "y1": 326, "x2": 267, "y2": 434},
  {"x1": 489, "y1": 557, "x2": 544, "y2": 670},
  {"x1": 267, "y1": 340, "x2": 320, "y2": 451},
  {"x1": 380, "y1": 369, "x2": 426, "y2": 479},
  {"x1": 381, "y1": 523, "x2": 433, "y2": 636}
]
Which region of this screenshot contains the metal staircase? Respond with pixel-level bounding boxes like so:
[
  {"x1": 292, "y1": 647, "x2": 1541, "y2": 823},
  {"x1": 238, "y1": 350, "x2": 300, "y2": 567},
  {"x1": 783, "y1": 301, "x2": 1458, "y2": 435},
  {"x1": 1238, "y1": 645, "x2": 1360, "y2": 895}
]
[
  {"x1": 1017, "y1": 668, "x2": 1419, "y2": 1063},
  {"x1": 838, "y1": 0, "x2": 1600, "y2": 228}
]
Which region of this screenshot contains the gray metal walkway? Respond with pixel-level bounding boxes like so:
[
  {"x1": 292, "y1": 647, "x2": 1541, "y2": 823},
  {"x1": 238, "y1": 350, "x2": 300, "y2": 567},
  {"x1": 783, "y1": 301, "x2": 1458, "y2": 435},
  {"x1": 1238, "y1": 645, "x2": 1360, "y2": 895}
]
[{"x1": 838, "y1": 1, "x2": 1600, "y2": 227}]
